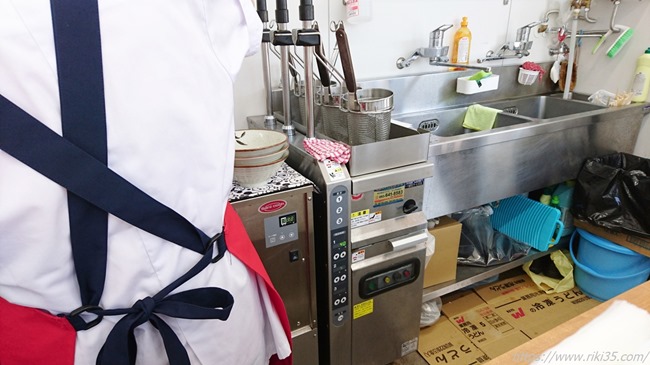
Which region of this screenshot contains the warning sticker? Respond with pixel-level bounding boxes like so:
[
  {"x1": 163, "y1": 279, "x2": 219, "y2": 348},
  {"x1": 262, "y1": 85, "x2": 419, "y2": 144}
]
[
  {"x1": 323, "y1": 159, "x2": 345, "y2": 181},
  {"x1": 373, "y1": 184, "x2": 405, "y2": 207},
  {"x1": 350, "y1": 210, "x2": 382, "y2": 229},
  {"x1": 351, "y1": 249, "x2": 366, "y2": 263},
  {"x1": 353, "y1": 299, "x2": 374, "y2": 320}
]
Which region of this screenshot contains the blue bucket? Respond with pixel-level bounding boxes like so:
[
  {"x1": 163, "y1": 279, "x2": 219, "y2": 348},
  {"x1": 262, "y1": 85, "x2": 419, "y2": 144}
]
[
  {"x1": 574, "y1": 228, "x2": 650, "y2": 275},
  {"x1": 570, "y1": 232, "x2": 650, "y2": 301}
]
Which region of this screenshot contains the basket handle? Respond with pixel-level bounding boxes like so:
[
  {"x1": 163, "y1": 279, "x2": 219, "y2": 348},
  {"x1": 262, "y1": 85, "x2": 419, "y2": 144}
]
[{"x1": 549, "y1": 219, "x2": 565, "y2": 246}]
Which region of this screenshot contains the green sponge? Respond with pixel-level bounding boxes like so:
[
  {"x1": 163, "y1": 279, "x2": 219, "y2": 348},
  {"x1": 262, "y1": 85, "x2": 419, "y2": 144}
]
[{"x1": 468, "y1": 71, "x2": 493, "y2": 87}]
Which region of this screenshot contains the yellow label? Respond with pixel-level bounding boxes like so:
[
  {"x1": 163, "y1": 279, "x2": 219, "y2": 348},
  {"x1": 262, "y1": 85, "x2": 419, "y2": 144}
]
[
  {"x1": 350, "y1": 209, "x2": 370, "y2": 219},
  {"x1": 353, "y1": 299, "x2": 374, "y2": 319},
  {"x1": 373, "y1": 185, "x2": 405, "y2": 206}
]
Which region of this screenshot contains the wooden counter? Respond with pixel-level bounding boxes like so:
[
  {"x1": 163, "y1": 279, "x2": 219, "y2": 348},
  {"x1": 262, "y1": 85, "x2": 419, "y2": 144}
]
[{"x1": 489, "y1": 280, "x2": 650, "y2": 364}]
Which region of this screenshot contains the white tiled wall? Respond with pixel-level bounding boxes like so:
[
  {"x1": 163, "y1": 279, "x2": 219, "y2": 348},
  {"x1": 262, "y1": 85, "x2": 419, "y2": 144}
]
[{"x1": 234, "y1": 0, "x2": 650, "y2": 154}]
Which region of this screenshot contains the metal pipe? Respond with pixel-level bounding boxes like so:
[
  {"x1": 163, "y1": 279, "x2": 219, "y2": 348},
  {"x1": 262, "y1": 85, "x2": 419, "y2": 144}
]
[
  {"x1": 430, "y1": 61, "x2": 491, "y2": 72},
  {"x1": 302, "y1": 27, "x2": 315, "y2": 138},
  {"x1": 257, "y1": 0, "x2": 275, "y2": 125},
  {"x1": 610, "y1": 0, "x2": 621, "y2": 32},
  {"x1": 299, "y1": 0, "x2": 316, "y2": 138},
  {"x1": 278, "y1": 24, "x2": 294, "y2": 135},
  {"x1": 564, "y1": 9, "x2": 579, "y2": 100},
  {"x1": 261, "y1": 39, "x2": 275, "y2": 125},
  {"x1": 275, "y1": 0, "x2": 295, "y2": 136}
]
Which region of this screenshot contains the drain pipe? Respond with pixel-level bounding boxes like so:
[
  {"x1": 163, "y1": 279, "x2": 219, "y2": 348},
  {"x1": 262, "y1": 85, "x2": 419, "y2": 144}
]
[
  {"x1": 272, "y1": 0, "x2": 295, "y2": 136},
  {"x1": 563, "y1": 7, "x2": 580, "y2": 100},
  {"x1": 256, "y1": 0, "x2": 275, "y2": 127}
]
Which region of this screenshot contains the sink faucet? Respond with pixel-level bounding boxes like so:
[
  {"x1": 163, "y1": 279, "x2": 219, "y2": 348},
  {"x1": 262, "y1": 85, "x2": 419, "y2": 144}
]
[
  {"x1": 478, "y1": 21, "x2": 542, "y2": 63},
  {"x1": 396, "y1": 24, "x2": 491, "y2": 72}
]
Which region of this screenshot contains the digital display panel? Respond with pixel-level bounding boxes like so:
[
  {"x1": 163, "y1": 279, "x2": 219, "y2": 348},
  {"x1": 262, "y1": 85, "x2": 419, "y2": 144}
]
[{"x1": 279, "y1": 212, "x2": 297, "y2": 227}]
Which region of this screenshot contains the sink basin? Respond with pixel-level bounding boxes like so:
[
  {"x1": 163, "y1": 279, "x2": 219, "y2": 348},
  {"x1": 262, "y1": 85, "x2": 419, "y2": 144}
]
[
  {"x1": 484, "y1": 95, "x2": 605, "y2": 119},
  {"x1": 394, "y1": 106, "x2": 529, "y2": 137}
]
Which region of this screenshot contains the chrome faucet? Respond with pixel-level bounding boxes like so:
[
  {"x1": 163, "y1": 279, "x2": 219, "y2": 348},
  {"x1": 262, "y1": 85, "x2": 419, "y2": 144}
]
[
  {"x1": 478, "y1": 21, "x2": 542, "y2": 63},
  {"x1": 396, "y1": 24, "x2": 491, "y2": 72}
]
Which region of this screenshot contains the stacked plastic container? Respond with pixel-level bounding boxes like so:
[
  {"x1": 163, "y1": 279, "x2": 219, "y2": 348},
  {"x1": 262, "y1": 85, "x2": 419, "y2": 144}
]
[{"x1": 570, "y1": 228, "x2": 650, "y2": 301}]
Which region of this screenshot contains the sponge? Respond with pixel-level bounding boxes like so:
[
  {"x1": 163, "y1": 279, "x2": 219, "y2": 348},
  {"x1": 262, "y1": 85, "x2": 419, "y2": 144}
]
[{"x1": 606, "y1": 26, "x2": 634, "y2": 58}]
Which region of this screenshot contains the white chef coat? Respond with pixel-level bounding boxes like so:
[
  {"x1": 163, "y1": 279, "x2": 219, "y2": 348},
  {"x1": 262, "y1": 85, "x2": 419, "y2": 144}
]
[{"x1": 0, "y1": 0, "x2": 291, "y2": 364}]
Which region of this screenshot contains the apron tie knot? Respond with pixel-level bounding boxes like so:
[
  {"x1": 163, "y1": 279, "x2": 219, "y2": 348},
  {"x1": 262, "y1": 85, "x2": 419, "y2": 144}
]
[
  {"x1": 95, "y1": 240, "x2": 234, "y2": 365},
  {"x1": 133, "y1": 296, "x2": 156, "y2": 322}
]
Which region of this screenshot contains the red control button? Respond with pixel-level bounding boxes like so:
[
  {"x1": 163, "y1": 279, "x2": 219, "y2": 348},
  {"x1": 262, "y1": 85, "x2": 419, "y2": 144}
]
[{"x1": 403, "y1": 270, "x2": 411, "y2": 278}]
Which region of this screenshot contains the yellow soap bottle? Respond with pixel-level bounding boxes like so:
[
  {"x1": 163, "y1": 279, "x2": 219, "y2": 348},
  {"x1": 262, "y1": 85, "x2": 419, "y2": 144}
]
[{"x1": 451, "y1": 17, "x2": 472, "y2": 69}]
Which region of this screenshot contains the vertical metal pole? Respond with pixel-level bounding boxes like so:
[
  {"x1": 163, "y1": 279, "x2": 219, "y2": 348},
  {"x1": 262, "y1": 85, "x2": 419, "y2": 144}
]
[
  {"x1": 278, "y1": 23, "x2": 294, "y2": 135},
  {"x1": 564, "y1": 9, "x2": 579, "y2": 100},
  {"x1": 256, "y1": 0, "x2": 275, "y2": 126},
  {"x1": 303, "y1": 22, "x2": 315, "y2": 138},
  {"x1": 261, "y1": 29, "x2": 275, "y2": 126}
]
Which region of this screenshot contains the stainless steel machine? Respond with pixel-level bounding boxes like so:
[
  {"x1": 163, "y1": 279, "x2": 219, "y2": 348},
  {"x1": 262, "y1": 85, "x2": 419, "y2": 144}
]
[
  {"x1": 248, "y1": 1, "x2": 433, "y2": 363},
  {"x1": 249, "y1": 115, "x2": 433, "y2": 365},
  {"x1": 230, "y1": 165, "x2": 319, "y2": 365}
]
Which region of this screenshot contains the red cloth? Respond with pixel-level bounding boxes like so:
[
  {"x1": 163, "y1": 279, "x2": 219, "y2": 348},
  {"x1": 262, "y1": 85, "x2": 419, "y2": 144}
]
[
  {"x1": 223, "y1": 203, "x2": 293, "y2": 365},
  {"x1": 0, "y1": 297, "x2": 76, "y2": 365},
  {"x1": 303, "y1": 137, "x2": 350, "y2": 164}
]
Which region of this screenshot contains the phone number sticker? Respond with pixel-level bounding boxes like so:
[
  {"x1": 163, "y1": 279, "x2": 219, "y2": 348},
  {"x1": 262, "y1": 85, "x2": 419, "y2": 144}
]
[{"x1": 373, "y1": 184, "x2": 405, "y2": 207}]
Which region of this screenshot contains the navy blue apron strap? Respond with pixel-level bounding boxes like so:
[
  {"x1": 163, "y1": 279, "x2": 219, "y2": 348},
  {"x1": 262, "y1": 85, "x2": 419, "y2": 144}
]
[
  {"x1": 94, "y1": 235, "x2": 231, "y2": 365},
  {"x1": 50, "y1": 0, "x2": 109, "y2": 307},
  {"x1": 0, "y1": 95, "x2": 210, "y2": 253},
  {"x1": 1, "y1": 97, "x2": 234, "y2": 364}
]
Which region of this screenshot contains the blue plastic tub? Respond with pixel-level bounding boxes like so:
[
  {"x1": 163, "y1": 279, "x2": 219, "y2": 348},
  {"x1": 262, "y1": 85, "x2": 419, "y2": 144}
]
[
  {"x1": 573, "y1": 228, "x2": 650, "y2": 275},
  {"x1": 570, "y1": 233, "x2": 650, "y2": 301}
]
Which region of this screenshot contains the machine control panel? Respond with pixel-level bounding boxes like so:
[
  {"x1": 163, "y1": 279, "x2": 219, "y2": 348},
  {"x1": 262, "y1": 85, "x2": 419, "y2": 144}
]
[
  {"x1": 263, "y1": 211, "x2": 299, "y2": 248},
  {"x1": 359, "y1": 259, "x2": 420, "y2": 299},
  {"x1": 330, "y1": 186, "x2": 349, "y2": 326}
]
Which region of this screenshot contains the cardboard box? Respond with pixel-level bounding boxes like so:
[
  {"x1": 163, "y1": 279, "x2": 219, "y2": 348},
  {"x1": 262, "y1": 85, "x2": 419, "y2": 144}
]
[
  {"x1": 441, "y1": 291, "x2": 530, "y2": 359},
  {"x1": 418, "y1": 274, "x2": 600, "y2": 362},
  {"x1": 424, "y1": 216, "x2": 462, "y2": 288},
  {"x1": 574, "y1": 219, "x2": 650, "y2": 258},
  {"x1": 474, "y1": 274, "x2": 599, "y2": 339},
  {"x1": 418, "y1": 315, "x2": 489, "y2": 365}
]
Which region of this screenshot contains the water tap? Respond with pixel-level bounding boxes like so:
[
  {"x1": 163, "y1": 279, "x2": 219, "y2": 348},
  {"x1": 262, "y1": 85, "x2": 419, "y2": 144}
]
[{"x1": 397, "y1": 24, "x2": 490, "y2": 72}]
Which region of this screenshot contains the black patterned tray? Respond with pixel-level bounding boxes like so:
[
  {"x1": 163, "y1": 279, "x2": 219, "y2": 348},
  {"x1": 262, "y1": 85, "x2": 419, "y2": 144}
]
[{"x1": 229, "y1": 163, "x2": 313, "y2": 202}]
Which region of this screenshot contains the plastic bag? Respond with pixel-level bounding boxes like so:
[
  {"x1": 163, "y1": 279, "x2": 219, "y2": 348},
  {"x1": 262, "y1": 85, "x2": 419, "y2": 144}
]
[
  {"x1": 420, "y1": 297, "x2": 442, "y2": 328},
  {"x1": 572, "y1": 153, "x2": 650, "y2": 238},
  {"x1": 523, "y1": 250, "x2": 575, "y2": 293},
  {"x1": 452, "y1": 205, "x2": 531, "y2": 267}
]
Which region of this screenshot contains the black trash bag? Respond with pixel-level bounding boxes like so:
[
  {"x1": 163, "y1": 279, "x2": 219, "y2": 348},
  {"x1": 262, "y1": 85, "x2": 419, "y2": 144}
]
[
  {"x1": 451, "y1": 205, "x2": 531, "y2": 267},
  {"x1": 572, "y1": 153, "x2": 650, "y2": 238}
]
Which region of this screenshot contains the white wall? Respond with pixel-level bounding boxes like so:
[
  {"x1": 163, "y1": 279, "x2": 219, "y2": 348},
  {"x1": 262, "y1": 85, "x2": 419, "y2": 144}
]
[{"x1": 234, "y1": 0, "x2": 650, "y2": 154}]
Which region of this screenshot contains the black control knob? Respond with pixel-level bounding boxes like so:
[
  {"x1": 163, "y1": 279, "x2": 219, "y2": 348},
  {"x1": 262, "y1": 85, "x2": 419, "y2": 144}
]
[{"x1": 402, "y1": 199, "x2": 418, "y2": 214}]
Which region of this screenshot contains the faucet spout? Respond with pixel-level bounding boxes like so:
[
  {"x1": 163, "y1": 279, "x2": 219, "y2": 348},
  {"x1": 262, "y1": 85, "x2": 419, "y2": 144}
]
[
  {"x1": 396, "y1": 52, "x2": 421, "y2": 69},
  {"x1": 429, "y1": 60, "x2": 491, "y2": 72}
]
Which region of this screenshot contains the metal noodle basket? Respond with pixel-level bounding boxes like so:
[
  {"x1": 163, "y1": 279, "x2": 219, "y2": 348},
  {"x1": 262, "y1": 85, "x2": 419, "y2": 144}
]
[
  {"x1": 317, "y1": 84, "x2": 348, "y2": 143},
  {"x1": 341, "y1": 88, "x2": 394, "y2": 146}
]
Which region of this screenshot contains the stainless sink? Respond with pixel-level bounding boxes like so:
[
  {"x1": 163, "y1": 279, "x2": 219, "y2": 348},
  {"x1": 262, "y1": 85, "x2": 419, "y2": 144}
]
[
  {"x1": 393, "y1": 95, "x2": 605, "y2": 140},
  {"x1": 394, "y1": 94, "x2": 644, "y2": 219},
  {"x1": 394, "y1": 106, "x2": 529, "y2": 137},
  {"x1": 484, "y1": 95, "x2": 605, "y2": 119}
]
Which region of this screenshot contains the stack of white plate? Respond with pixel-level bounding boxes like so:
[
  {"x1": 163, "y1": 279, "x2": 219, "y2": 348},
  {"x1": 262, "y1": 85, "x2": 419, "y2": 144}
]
[{"x1": 234, "y1": 129, "x2": 289, "y2": 188}]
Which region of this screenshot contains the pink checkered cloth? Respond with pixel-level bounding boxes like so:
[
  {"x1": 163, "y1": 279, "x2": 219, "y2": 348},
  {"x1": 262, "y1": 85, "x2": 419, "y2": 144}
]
[{"x1": 303, "y1": 138, "x2": 351, "y2": 164}]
